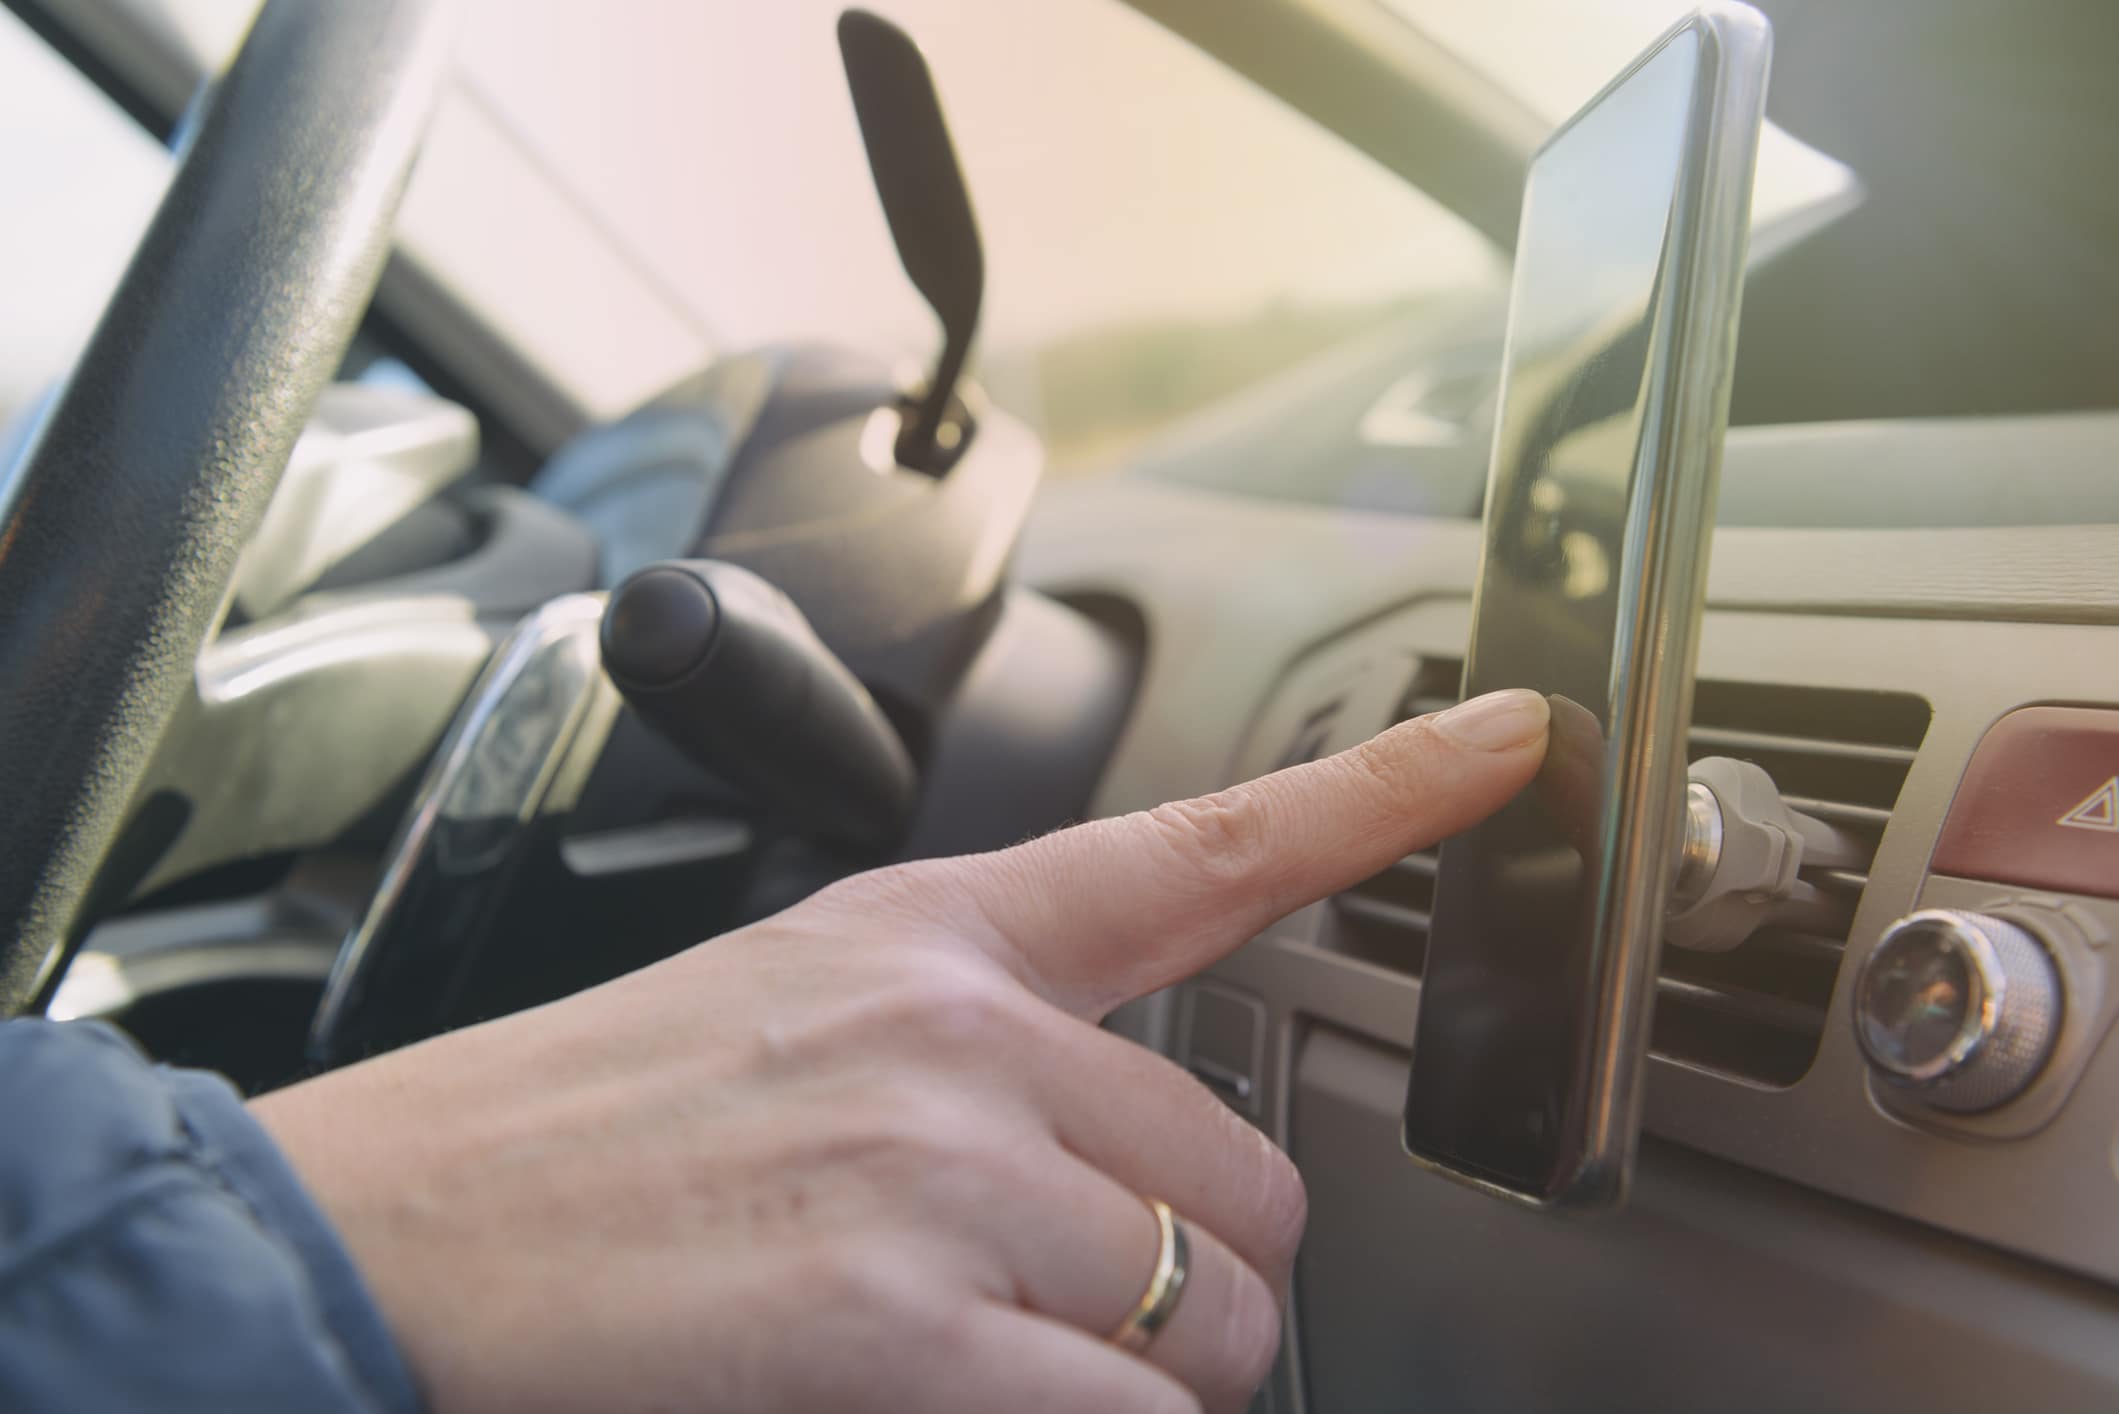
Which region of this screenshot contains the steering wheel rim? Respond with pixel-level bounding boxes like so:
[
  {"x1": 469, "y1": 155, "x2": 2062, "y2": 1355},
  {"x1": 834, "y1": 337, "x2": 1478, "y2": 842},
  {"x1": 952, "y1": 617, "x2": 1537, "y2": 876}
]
[{"x1": 0, "y1": 0, "x2": 460, "y2": 1012}]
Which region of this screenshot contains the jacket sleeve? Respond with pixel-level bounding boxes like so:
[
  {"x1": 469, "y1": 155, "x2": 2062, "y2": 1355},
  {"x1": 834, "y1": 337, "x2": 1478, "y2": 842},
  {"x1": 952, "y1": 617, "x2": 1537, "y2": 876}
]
[{"x1": 0, "y1": 1018, "x2": 423, "y2": 1413}]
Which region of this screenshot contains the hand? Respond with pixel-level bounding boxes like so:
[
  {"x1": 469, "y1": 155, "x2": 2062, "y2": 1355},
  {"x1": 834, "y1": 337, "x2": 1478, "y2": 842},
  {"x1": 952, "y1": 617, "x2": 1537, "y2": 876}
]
[{"x1": 254, "y1": 688, "x2": 1549, "y2": 1414}]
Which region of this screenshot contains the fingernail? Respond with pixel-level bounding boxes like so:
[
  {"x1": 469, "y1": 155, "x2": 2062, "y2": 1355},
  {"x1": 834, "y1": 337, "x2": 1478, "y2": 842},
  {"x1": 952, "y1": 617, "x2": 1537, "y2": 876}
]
[{"x1": 1434, "y1": 688, "x2": 1551, "y2": 751}]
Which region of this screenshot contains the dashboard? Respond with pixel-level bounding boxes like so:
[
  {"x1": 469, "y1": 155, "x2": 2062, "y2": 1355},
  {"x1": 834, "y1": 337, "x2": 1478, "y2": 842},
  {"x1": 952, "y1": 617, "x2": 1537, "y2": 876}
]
[
  {"x1": 1020, "y1": 412, "x2": 2119, "y2": 1413},
  {"x1": 12, "y1": 2, "x2": 2118, "y2": 1409}
]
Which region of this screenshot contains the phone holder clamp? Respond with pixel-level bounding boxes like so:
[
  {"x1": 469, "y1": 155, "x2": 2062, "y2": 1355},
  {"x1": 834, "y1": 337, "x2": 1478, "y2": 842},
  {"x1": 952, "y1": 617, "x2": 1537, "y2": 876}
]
[{"x1": 1667, "y1": 756, "x2": 1866, "y2": 953}]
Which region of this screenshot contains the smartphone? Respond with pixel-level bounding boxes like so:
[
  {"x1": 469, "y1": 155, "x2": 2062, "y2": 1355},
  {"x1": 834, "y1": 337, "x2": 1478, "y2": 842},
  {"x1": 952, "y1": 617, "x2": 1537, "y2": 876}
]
[{"x1": 1402, "y1": 5, "x2": 1771, "y2": 1210}]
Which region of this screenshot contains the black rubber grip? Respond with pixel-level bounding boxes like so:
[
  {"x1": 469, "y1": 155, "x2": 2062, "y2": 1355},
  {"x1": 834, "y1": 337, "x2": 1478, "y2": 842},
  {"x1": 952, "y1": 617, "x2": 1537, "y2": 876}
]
[{"x1": 602, "y1": 561, "x2": 917, "y2": 851}]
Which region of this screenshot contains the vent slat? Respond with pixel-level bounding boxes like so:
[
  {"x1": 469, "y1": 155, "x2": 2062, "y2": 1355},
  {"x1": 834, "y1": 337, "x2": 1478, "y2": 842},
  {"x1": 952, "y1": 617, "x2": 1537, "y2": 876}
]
[
  {"x1": 1333, "y1": 893, "x2": 1430, "y2": 936},
  {"x1": 1388, "y1": 852, "x2": 1439, "y2": 881},
  {"x1": 1733, "y1": 928, "x2": 1846, "y2": 970},
  {"x1": 1812, "y1": 868, "x2": 1869, "y2": 896},
  {"x1": 1655, "y1": 976, "x2": 1823, "y2": 1038},
  {"x1": 1686, "y1": 724, "x2": 1917, "y2": 766},
  {"x1": 1777, "y1": 795, "x2": 1894, "y2": 831},
  {"x1": 1408, "y1": 703, "x2": 1916, "y2": 764}
]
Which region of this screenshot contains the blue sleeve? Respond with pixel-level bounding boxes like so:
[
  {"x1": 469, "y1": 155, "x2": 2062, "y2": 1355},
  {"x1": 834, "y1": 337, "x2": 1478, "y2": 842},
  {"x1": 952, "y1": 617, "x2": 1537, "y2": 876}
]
[{"x1": 0, "y1": 1019, "x2": 423, "y2": 1413}]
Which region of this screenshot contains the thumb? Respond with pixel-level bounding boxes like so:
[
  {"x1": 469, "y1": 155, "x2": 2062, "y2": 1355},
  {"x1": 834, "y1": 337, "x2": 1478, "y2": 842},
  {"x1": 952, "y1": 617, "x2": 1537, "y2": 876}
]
[{"x1": 944, "y1": 688, "x2": 1551, "y2": 1017}]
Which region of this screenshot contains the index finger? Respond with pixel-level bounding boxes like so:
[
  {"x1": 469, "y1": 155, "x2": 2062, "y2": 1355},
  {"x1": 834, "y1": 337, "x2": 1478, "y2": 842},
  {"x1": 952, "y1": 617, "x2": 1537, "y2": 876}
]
[{"x1": 939, "y1": 688, "x2": 1550, "y2": 1017}]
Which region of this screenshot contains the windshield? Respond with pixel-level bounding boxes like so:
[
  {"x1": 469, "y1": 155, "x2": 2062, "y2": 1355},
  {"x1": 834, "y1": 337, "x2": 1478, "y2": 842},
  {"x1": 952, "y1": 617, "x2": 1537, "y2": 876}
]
[
  {"x1": 1381, "y1": 0, "x2": 1860, "y2": 247},
  {"x1": 19, "y1": 0, "x2": 2114, "y2": 509},
  {"x1": 0, "y1": 4, "x2": 169, "y2": 432},
  {"x1": 13, "y1": 0, "x2": 1503, "y2": 475},
  {"x1": 1139, "y1": 0, "x2": 2119, "y2": 514},
  {"x1": 459, "y1": 0, "x2": 1506, "y2": 471}
]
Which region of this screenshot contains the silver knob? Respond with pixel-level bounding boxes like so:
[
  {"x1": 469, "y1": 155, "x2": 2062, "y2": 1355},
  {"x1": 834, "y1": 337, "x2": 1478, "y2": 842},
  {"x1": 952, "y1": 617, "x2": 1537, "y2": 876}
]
[{"x1": 1853, "y1": 909, "x2": 2062, "y2": 1113}]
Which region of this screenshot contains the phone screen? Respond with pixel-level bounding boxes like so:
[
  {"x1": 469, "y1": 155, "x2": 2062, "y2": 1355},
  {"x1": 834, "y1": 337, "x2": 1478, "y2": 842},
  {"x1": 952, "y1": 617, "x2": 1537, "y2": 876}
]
[{"x1": 1402, "y1": 26, "x2": 1717, "y2": 1202}]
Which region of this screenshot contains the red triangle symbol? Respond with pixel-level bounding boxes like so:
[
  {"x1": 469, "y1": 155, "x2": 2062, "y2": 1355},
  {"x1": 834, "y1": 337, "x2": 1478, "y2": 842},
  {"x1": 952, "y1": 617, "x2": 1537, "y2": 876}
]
[{"x1": 2057, "y1": 776, "x2": 2119, "y2": 833}]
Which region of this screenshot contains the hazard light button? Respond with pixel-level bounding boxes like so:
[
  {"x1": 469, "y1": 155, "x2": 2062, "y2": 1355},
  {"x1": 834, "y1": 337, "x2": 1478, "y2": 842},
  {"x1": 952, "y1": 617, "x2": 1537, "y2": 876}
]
[{"x1": 1932, "y1": 707, "x2": 2119, "y2": 900}]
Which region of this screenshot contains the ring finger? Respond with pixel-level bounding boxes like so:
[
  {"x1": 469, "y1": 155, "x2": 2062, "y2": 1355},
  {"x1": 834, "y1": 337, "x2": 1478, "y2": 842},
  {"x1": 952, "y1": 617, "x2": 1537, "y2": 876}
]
[{"x1": 973, "y1": 1145, "x2": 1283, "y2": 1414}]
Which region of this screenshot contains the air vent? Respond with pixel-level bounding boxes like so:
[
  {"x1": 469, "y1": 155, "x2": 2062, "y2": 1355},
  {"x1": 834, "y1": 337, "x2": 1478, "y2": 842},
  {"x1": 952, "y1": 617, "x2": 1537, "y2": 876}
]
[
  {"x1": 1276, "y1": 695, "x2": 1347, "y2": 772},
  {"x1": 1327, "y1": 659, "x2": 1931, "y2": 1087}
]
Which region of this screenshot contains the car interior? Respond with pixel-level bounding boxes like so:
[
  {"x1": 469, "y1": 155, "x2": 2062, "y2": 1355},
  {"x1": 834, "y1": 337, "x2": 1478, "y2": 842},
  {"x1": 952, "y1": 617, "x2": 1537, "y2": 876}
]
[{"x1": 4, "y1": 0, "x2": 2118, "y2": 1410}]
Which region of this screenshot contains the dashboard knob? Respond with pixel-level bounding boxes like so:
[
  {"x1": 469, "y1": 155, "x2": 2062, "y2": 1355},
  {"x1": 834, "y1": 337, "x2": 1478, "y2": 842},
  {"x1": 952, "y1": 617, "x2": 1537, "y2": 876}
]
[{"x1": 1853, "y1": 909, "x2": 2063, "y2": 1112}]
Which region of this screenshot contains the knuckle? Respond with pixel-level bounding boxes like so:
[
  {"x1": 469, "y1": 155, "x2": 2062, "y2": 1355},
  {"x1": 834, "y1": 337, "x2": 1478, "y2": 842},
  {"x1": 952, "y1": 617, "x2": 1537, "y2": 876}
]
[
  {"x1": 1343, "y1": 716, "x2": 1446, "y2": 800},
  {"x1": 869, "y1": 1084, "x2": 979, "y2": 1164},
  {"x1": 836, "y1": 946, "x2": 1030, "y2": 1055},
  {"x1": 1142, "y1": 793, "x2": 1267, "y2": 888},
  {"x1": 915, "y1": 1114, "x2": 1038, "y2": 1210},
  {"x1": 803, "y1": 1070, "x2": 985, "y2": 1184},
  {"x1": 864, "y1": 1072, "x2": 1022, "y2": 1176},
  {"x1": 789, "y1": 1235, "x2": 918, "y2": 1317},
  {"x1": 908, "y1": 966, "x2": 1036, "y2": 1054},
  {"x1": 923, "y1": 1296, "x2": 987, "y2": 1370},
  {"x1": 844, "y1": 1082, "x2": 1039, "y2": 1215}
]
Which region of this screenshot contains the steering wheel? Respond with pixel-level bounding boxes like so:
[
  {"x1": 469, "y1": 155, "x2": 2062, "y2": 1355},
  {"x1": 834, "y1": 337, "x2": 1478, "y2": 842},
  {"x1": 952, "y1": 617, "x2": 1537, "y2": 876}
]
[{"x1": 0, "y1": 0, "x2": 460, "y2": 1013}]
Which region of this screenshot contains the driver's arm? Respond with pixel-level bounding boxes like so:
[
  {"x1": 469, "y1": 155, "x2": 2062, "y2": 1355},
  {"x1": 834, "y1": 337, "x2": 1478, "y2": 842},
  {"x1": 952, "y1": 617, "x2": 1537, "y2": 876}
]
[
  {"x1": 0, "y1": 1018, "x2": 419, "y2": 1412},
  {"x1": 2, "y1": 688, "x2": 1546, "y2": 1413}
]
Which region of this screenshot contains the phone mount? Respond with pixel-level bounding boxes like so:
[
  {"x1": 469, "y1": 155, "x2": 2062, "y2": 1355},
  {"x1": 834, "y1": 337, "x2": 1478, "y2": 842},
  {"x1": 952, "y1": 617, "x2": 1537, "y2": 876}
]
[{"x1": 1668, "y1": 757, "x2": 1867, "y2": 952}]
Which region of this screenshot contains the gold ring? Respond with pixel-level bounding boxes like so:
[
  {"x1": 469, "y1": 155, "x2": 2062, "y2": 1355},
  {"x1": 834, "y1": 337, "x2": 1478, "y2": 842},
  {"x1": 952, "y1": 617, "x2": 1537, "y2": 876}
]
[{"x1": 1109, "y1": 1199, "x2": 1190, "y2": 1354}]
